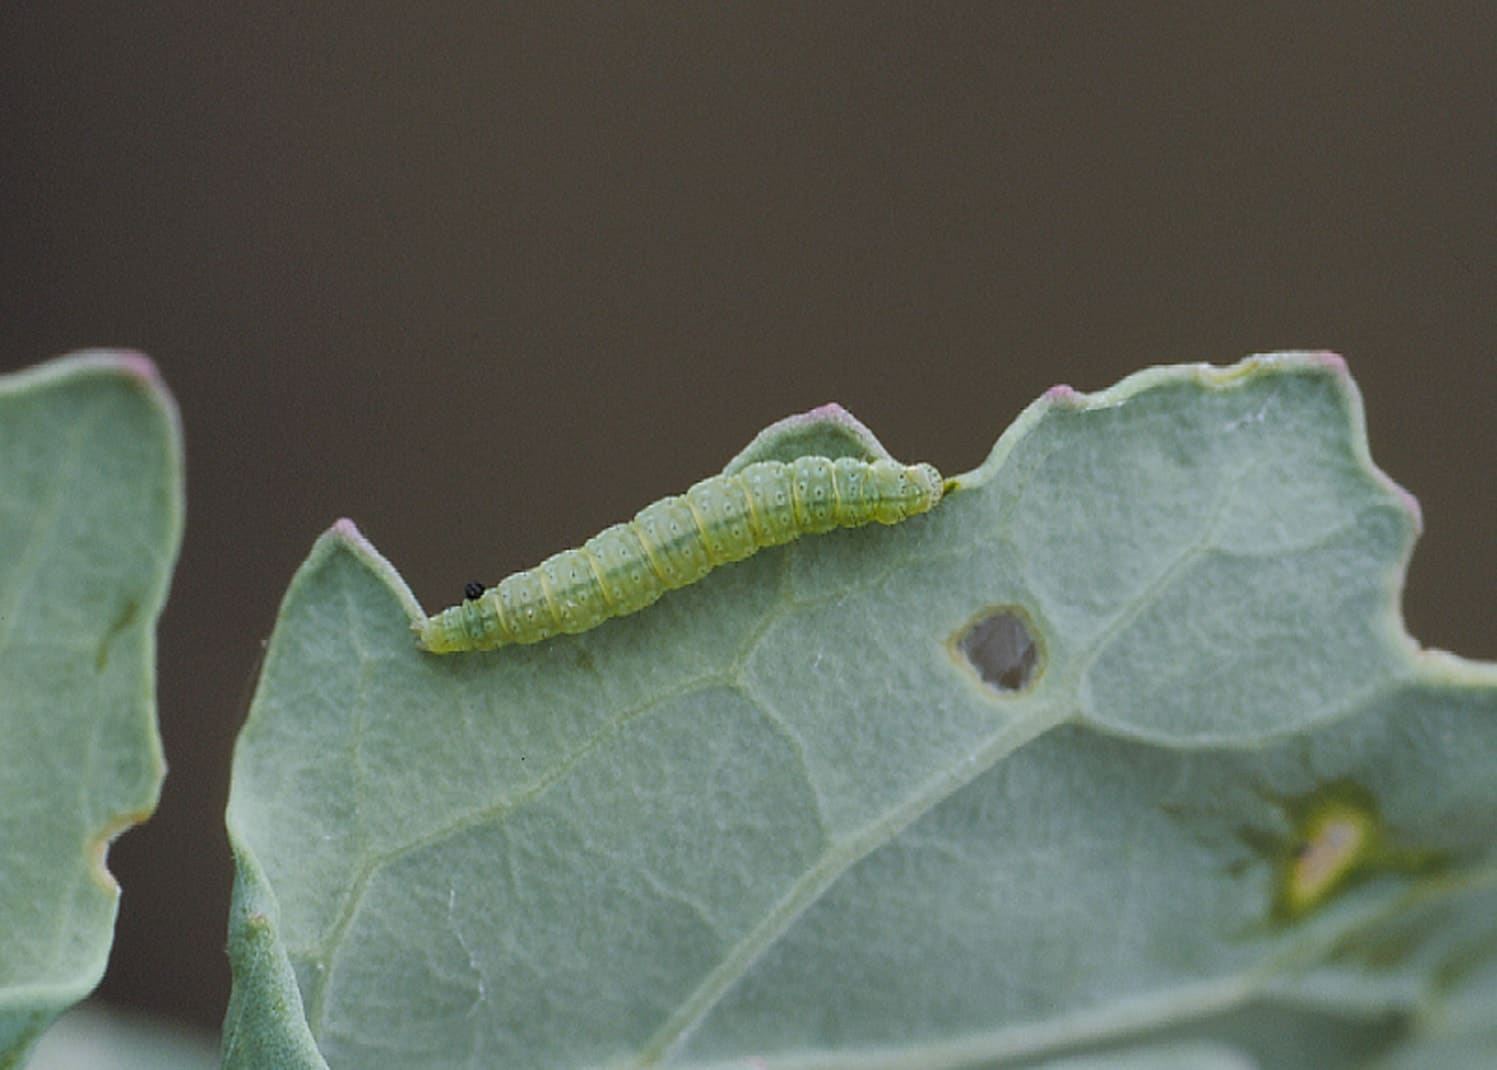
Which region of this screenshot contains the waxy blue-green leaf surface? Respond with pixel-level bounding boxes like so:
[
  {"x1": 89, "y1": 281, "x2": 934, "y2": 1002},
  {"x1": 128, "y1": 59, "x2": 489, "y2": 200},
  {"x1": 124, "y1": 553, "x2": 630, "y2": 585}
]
[
  {"x1": 223, "y1": 354, "x2": 1495, "y2": 1069},
  {"x1": 0, "y1": 353, "x2": 182, "y2": 1066}
]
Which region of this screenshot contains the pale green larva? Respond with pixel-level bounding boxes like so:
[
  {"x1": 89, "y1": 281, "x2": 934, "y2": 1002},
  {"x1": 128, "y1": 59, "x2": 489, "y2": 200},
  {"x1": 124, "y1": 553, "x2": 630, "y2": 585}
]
[{"x1": 415, "y1": 456, "x2": 944, "y2": 653}]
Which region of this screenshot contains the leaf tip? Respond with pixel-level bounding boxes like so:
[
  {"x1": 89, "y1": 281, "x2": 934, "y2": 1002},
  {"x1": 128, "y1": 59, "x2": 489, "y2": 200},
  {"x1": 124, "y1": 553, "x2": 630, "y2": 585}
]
[
  {"x1": 324, "y1": 517, "x2": 402, "y2": 568},
  {"x1": 111, "y1": 349, "x2": 166, "y2": 387},
  {"x1": 806, "y1": 401, "x2": 852, "y2": 419},
  {"x1": 63, "y1": 348, "x2": 177, "y2": 407},
  {"x1": 1303, "y1": 349, "x2": 1349, "y2": 374},
  {"x1": 720, "y1": 402, "x2": 899, "y2": 472},
  {"x1": 776, "y1": 402, "x2": 871, "y2": 439},
  {"x1": 329, "y1": 516, "x2": 365, "y2": 544},
  {"x1": 309, "y1": 517, "x2": 426, "y2": 622}
]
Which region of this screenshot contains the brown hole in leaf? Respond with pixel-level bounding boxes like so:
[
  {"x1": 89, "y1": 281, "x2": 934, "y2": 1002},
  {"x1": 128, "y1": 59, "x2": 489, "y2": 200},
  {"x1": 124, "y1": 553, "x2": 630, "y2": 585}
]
[{"x1": 950, "y1": 605, "x2": 1042, "y2": 693}]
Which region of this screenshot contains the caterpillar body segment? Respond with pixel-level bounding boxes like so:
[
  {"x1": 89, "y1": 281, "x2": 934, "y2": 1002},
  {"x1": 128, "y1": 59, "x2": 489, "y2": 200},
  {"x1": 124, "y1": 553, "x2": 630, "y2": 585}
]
[{"x1": 415, "y1": 456, "x2": 944, "y2": 653}]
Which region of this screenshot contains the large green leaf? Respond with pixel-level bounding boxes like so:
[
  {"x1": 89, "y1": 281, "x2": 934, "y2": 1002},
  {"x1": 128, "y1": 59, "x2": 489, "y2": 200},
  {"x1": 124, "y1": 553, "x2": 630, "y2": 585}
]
[
  {"x1": 0, "y1": 353, "x2": 182, "y2": 1066},
  {"x1": 222, "y1": 354, "x2": 1495, "y2": 1068}
]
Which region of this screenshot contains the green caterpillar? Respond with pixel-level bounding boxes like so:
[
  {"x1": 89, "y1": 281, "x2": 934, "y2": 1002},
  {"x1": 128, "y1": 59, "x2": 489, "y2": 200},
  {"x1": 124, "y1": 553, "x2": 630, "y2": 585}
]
[{"x1": 415, "y1": 456, "x2": 944, "y2": 653}]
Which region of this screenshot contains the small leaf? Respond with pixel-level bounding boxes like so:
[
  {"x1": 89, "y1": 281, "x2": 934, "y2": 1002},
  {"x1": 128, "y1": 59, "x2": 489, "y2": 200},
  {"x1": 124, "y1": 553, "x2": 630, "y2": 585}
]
[{"x1": 0, "y1": 353, "x2": 182, "y2": 1065}]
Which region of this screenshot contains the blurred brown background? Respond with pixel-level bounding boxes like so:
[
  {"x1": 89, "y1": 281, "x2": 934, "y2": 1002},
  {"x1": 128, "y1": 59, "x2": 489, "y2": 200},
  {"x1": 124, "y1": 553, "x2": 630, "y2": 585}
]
[{"x1": 2, "y1": 2, "x2": 1493, "y2": 1038}]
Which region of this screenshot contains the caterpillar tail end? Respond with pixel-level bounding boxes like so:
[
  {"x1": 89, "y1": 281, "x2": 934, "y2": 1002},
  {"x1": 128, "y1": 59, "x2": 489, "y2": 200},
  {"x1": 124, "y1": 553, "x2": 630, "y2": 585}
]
[{"x1": 413, "y1": 614, "x2": 460, "y2": 654}]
